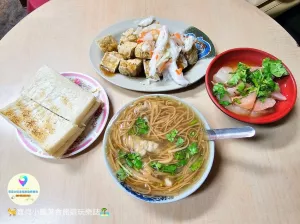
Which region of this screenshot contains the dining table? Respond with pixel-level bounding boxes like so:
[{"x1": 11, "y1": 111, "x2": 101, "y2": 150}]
[{"x1": 0, "y1": 0, "x2": 300, "y2": 223}]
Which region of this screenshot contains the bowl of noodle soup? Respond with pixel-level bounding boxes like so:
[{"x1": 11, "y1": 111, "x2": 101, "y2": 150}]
[{"x1": 103, "y1": 95, "x2": 214, "y2": 203}]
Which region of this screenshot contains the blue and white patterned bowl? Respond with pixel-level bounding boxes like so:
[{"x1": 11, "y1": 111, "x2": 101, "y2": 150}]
[{"x1": 103, "y1": 94, "x2": 215, "y2": 203}]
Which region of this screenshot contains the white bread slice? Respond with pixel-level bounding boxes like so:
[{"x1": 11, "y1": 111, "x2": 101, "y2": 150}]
[
  {"x1": 22, "y1": 65, "x2": 97, "y2": 125},
  {"x1": 52, "y1": 129, "x2": 84, "y2": 158},
  {"x1": 52, "y1": 100, "x2": 102, "y2": 157},
  {"x1": 80, "y1": 100, "x2": 102, "y2": 127},
  {"x1": 0, "y1": 96, "x2": 83, "y2": 156}
]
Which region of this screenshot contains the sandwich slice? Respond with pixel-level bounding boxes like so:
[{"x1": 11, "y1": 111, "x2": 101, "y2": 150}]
[
  {"x1": 0, "y1": 96, "x2": 84, "y2": 157},
  {"x1": 22, "y1": 65, "x2": 100, "y2": 126}
]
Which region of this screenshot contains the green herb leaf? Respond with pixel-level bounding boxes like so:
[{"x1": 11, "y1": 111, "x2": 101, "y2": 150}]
[
  {"x1": 161, "y1": 164, "x2": 177, "y2": 174},
  {"x1": 166, "y1": 129, "x2": 178, "y2": 142},
  {"x1": 233, "y1": 98, "x2": 241, "y2": 104},
  {"x1": 237, "y1": 82, "x2": 245, "y2": 93},
  {"x1": 132, "y1": 159, "x2": 143, "y2": 169},
  {"x1": 176, "y1": 159, "x2": 188, "y2": 167},
  {"x1": 219, "y1": 100, "x2": 231, "y2": 106},
  {"x1": 262, "y1": 58, "x2": 288, "y2": 78},
  {"x1": 213, "y1": 83, "x2": 227, "y2": 99},
  {"x1": 189, "y1": 131, "x2": 196, "y2": 137},
  {"x1": 227, "y1": 63, "x2": 249, "y2": 86},
  {"x1": 187, "y1": 142, "x2": 199, "y2": 155},
  {"x1": 150, "y1": 161, "x2": 162, "y2": 170},
  {"x1": 150, "y1": 161, "x2": 177, "y2": 174},
  {"x1": 129, "y1": 117, "x2": 149, "y2": 136},
  {"x1": 248, "y1": 67, "x2": 279, "y2": 100},
  {"x1": 116, "y1": 168, "x2": 128, "y2": 182},
  {"x1": 120, "y1": 152, "x2": 143, "y2": 170},
  {"x1": 174, "y1": 149, "x2": 188, "y2": 160},
  {"x1": 126, "y1": 158, "x2": 133, "y2": 167},
  {"x1": 189, "y1": 119, "x2": 198, "y2": 126},
  {"x1": 189, "y1": 157, "x2": 204, "y2": 172},
  {"x1": 176, "y1": 137, "x2": 185, "y2": 147},
  {"x1": 227, "y1": 73, "x2": 240, "y2": 86},
  {"x1": 118, "y1": 150, "x2": 127, "y2": 159}
]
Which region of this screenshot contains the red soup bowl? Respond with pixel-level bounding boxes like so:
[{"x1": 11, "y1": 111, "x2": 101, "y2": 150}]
[{"x1": 205, "y1": 48, "x2": 297, "y2": 124}]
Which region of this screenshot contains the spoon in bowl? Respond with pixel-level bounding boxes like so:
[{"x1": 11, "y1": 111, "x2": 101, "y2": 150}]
[{"x1": 205, "y1": 126, "x2": 255, "y2": 141}]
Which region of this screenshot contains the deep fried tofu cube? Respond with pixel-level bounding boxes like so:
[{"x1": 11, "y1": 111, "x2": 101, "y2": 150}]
[
  {"x1": 100, "y1": 52, "x2": 123, "y2": 73},
  {"x1": 120, "y1": 28, "x2": 138, "y2": 43},
  {"x1": 118, "y1": 42, "x2": 137, "y2": 59},
  {"x1": 119, "y1": 59, "x2": 142, "y2": 77},
  {"x1": 96, "y1": 35, "x2": 118, "y2": 53}
]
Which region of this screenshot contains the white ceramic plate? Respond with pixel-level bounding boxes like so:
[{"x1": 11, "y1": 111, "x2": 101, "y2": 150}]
[
  {"x1": 102, "y1": 94, "x2": 214, "y2": 203},
  {"x1": 89, "y1": 18, "x2": 216, "y2": 92},
  {"x1": 16, "y1": 72, "x2": 110, "y2": 159}
]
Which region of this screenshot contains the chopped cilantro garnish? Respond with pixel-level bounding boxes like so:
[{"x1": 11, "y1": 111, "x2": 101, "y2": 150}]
[
  {"x1": 174, "y1": 149, "x2": 188, "y2": 160},
  {"x1": 176, "y1": 137, "x2": 184, "y2": 147},
  {"x1": 176, "y1": 159, "x2": 188, "y2": 167},
  {"x1": 219, "y1": 100, "x2": 231, "y2": 106},
  {"x1": 129, "y1": 117, "x2": 149, "y2": 136},
  {"x1": 237, "y1": 82, "x2": 245, "y2": 93},
  {"x1": 213, "y1": 83, "x2": 227, "y2": 99},
  {"x1": 227, "y1": 63, "x2": 249, "y2": 86},
  {"x1": 116, "y1": 168, "x2": 128, "y2": 182},
  {"x1": 189, "y1": 157, "x2": 204, "y2": 171},
  {"x1": 118, "y1": 150, "x2": 127, "y2": 159},
  {"x1": 189, "y1": 131, "x2": 196, "y2": 137},
  {"x1": 150, "y1": 161, "x2": 177, "y2": 174},
  {"x1": 189, "y1": 119, "x2": 198, "y2": 126},
  {"x1": 118, "y1": 152, "x2": 143, "y2": 170},
  {"x1": 262, "y1": 58, "x2": 288, "y2": 77},
  {"x1": 166, "y1": 129, "x2": 178, "y2": 142},
  {"x1": 187, "y1": 142, "x2": 199, "y2": 155},
  {"x1": 233, "y1": 98, "x2": 241, "y2": 104}
]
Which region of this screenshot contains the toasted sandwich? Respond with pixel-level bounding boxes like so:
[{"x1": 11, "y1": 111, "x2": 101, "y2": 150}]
[
  {"x1": 0, "y1": 96, "x2": 84, "y2": 157},
  {"x1": 22, "y1": 65, "x2": 100, "y2": 126}
]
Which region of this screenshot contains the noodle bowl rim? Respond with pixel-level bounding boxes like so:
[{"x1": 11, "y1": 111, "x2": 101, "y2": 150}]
[{"x1": 103, "y1": 94, "x2": 215, "y2": 203}]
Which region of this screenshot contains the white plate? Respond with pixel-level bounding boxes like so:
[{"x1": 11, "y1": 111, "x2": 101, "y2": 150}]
[
  {"x1": 16, "y1": 72, "x2": 110, "y2": 159},
  {"x1": 89, "y1": 18, "x2": 216, "y2": 92}
]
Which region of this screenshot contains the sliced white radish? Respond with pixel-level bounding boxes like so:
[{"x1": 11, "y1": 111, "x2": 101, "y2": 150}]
[
  {"x1": 219, "y1": 94, "x2": 232, "y2": 103},
  {"x1": 271, "y1": 92, "x2": 287, "y2": 101},
  {"x1": 250, "y1": 108, "x2": 274, "y2": 117},
  {"x1": 253, "y1": 98, "x2": 276, "y2": 112},
  {"x1": 213, "y1": 67, "x2": 233, "y2": 84},
  {"x1": 238, "y1": 92, "x2": 257, "y2": 110},
  {"x1": 227, "y1": 86, "x2": 239, "y2": 96},
  {"x1": 226, "y1": 105, "x2": 251, "y2": 116}
]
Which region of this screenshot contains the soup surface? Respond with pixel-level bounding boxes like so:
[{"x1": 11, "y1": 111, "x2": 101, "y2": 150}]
[{"x1": 107, "y1": 96, "x2": 209, "y2": 196}]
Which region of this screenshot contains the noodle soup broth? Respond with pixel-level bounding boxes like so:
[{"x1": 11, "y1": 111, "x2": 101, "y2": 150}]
[{"x1": 104, "y1": 95, "x2": 214, "y2": 201}]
